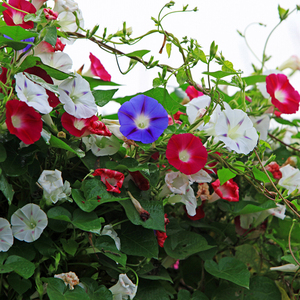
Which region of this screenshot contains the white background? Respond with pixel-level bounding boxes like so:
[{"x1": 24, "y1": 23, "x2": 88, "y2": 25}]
[{"x1": 63, "y1": 1, "x2": 300, "y2": 113}]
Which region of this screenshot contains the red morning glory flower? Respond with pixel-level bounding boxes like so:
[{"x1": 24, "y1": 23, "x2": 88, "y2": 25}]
[
  {"x1": 185, "y1": 85, "x2": 204, "y2": 100},
  {"x1": 3, "y1": 0, "x2": 36, "y2": 29},
  {"x1": 266, "y1": 73, "x2": 300, "y2": 114},
  {"x1": 118, "y1": 95, "x2": 169, "y2": 144},
  {"x1": 89, "y1": 53, "x2": 111, "y2": 81},
  {"x1": 93, "y1": 169, "x2": 124, "y2": 194},
  {"x1": 166, "y1": 133, "x2": 208, "y2": 175},
  {"x1": 211, "y1": 179, "x2": 239, "y2": 202},
  {"x1": 6, "y1": 100, "x2": 42, "y2": 144}
]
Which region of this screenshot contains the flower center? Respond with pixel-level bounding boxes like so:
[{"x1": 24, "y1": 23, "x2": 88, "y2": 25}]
[
  {"x1": 30, "y1": 222, "x2": 36, "y2": 229},
  {"x1": 179, "y1": 150, "x2": 190, "y2": 162},
  {"x1": 12, "y1": 12, "x2": 24, "y2": 25},
  {"x1": 135, "y1": 114, "x2": 150, "y2": 129},
  {"x1": 74, "y1": 119, "x2": 86, "y2": 130},
  {"x1": 11, "y1": 115, "x2": 22, "y2": 128},
  {"x1": 274, "y1": 89, "x2": 286, "y2": 103}
]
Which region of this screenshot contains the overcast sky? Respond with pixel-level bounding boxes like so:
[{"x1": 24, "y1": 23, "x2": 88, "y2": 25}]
[{"x1": 63, "y1": 1, "x2": 300, "y2": 114}]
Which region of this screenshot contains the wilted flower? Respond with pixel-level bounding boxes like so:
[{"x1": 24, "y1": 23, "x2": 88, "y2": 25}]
[
  {"x1": 43, "y1": 8, "x2": 59, "y2": 20},
  {"x1": 93, "y1": 168, "x2": 124, "y2": 194},
  {"x1": 278, "y1": 55, "x2": 300, "y2": 71},
  {"x1": 11, "y1": 204, "x2": 48, "y2": 242},
  {"x1": 54, "y1": 271, "x2": 80, "y2": 290},
  {"x1": 6, "y1": 100, "x2": 43, "y2": 145},
  {"x1": 109, "y1": 274, "x2": 137, "y2": 300},
  {"x1": 270, "y1": 264, "x2": 299, "y2": 272},
  {"x1": 0, "y1": 218, "x2": 14, "y2": 252},
  {"x1": 266, "y1": 162, "x2": 282, "y2": 179},
  {"x1": 101, "y1": 224, "x2": 121, "y2": 250},
  {"x1": 278, "y1": 164, "x2": 300, "y2": 195},
  {"x1": 118, "y1": 95, "x2": 168, "y2": 144},
  {"x1": 211, "y1": 179, "x2": 239, "y2": 202},
  {"x1": 166, "y1": 133, "x2": 208, "y2": 175},
  {"x1": 83, "y1": 134, "x2": 120, "y2": 156},
  {"x1": 266, "y1": 73, "x2": 300, "y2": 114}
]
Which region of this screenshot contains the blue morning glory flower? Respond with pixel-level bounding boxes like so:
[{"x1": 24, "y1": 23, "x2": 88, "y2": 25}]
[
  {"x1": 3, "y1": 35, "x2": 35, "y2": 52},
  {"x1": 118, "y1": 94, "x2": 169, "y2": 144}
]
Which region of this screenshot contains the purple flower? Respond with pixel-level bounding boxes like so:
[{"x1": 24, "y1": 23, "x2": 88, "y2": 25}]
[
  {"x1": 4, "y1": 35, "x2": 35, "y2": 52},
  {"x1": 118, "y1": 95, "x2": 168, "y2": 144}
]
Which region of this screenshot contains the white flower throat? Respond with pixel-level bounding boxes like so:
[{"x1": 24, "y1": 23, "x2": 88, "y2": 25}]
[{"x1": 135, "y1": 114, "x2": 150, "y2": 129}]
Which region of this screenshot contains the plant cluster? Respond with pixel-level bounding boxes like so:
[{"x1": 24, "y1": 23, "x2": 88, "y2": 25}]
[{"x1": 0, "y1": 0, "x2": 300, "y2": 299}]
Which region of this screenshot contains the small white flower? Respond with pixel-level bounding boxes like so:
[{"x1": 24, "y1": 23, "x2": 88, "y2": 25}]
[
  {"x1": 57, "y1": 11, "x2": 77, "y2": 32},
  {"x1": 101, "y1": 225, "x2": 121, "y2": 250},
  {"x1": 278, "y1": 165, "x2": 300, "y2": 195},
  {"x1": 214, "y1": 106, "x2": 258, "y2": 154},
  {"x1": 267, "y1": 203, "x2": 286, "y2": 220},
  {"x1": 188, "y1": 169, "x2": 212, "y2": 183},
  {"x1": 11, "y1": 204, "x2": 48, "y2": 242},
  {"x1": 165, "y1": 172, "x2": 190, "y2": 195},
  {"x1": 270, "y1": 264, "x2": 299, "y2": 272},
  {"x1": 250, "y1": 115, "x2": 270, "y2": 141},
  {"x1": 59, "y1": 73, "x2": 97, "y2": 118},
  {"x1": 15, "y1": 73, "x2": 51, "y2": 114},
  {"x1": 102, "y1": 119, "x2": 125, "y2": 140},
  {"x1": 54, "y1": 0, "x2": 79, "y2": 14},
  {"x1": 36, "y1": 52, "x2": 73, "y2": 73},
  {"x1": 0, "y1": 218, "x2": 13, "y2": 252},
  {"x1": 89, "y1": 135, "x2": 120, "y2": 156},
  {"x1": 109, "y1": 274, "x2": 137, "y2": 300},
  {"x1": 54, "y1": 271, "x2": 80, "y2": 290},
  {"x1": 278, "y1": 55, "x2": 300, "y2": 71},
  {"x1": 185, "y1": 95, "x2": 211, "y2": 125}
]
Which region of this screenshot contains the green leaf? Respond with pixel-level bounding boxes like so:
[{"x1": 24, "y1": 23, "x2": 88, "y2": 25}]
[
  {"x1": 119, "y1": 222, "x2": 158, "y2": 258},
  {"x1": 95, "y1": 235, "x2": 127, "y2": 266},
  {"x1": 153, "y1": 77, "x2": 162, "y2": 88},
  {"x1": 44, "y1": 26, "x2": 57, "y2": 47},
  {"x1": 193, "y1": 48, "x2": 207, "y2": 64},
  {"x1": 235, "y1": 245, "x2": 261, "y2": 274},
  {"x1": 47, "y1": 206, "x2": 72, "y2": 222},
  {"x1": 166, "y1": 43, "x2": 172, "y2": 58},
  {"x1": 72, "y1": 178, "x2": 127, "y2": 212},
  {"x1": 0, "y1": 255, "x2": 35, "y2": 279},
  {"x1": 244, "y1": 276, "x2": 281, "y2": 299},
  {"x1": 164, "y1": 230, "x2": 214, "y2": 260},
  {"x1": 139, "y1": 266, "x2": 173, "y2": 283},
  {"x1": 191, "y1": 290, "x2": 209, "y2": 300},
  {"x1": 217, "y1": 167, "x2": 236, "y2": 185},
  {"x1": 232, "y1": 200, "x2": 276, "y2": 214},
  {"x1": 202, "y1": 70, "x2": 241, "y2": 79},
  {"x1": 124, "y1": 50, "x2": 150, "y2": 58},
  {"x1": 204, "y1": 257, "x2": 250, "y2": 288},
  {"x1": 278, "y1": 5, "x2": 289, "y2": 21},
  {"x1": 242, "y1": 75, "x2": 266, "y2": 85},
  {"x1": 222, "y1": 60, "x2": 235, "y2": 72},
  {"x1": 0, "y1": 37, "x2": 34, "y2": 50},
  {"x1": 0, "y1": 25, "x2": 38, "y2": 40},
  {"x1": 178, "y1": 290, "x2": 191, "y2": 300},
  {"x1": 273, "y1": 117, "x2": 295, "y2": 126},
  {"x1": 120, "y1": 198, "x2": 165, "y2": 231},
  {"x1": 24, "y1": 72, "x2": 59, "y2": 94},
  {"x1": 82, "y1": 76, "x2": 120, "y2": 89},
  {"x1": 7, "y1": 273, "x2": 32, "y2": 295},
  {"x1": 0, "y1": 173, "x2": 14, "y2": 204},
  {"x1": 80, "y1": 279, "x2": 113, "y2": 300},
  {"x1": 134, "y1": 279, "x2": 170, "y2": 300},
  {"x1": 252, "y1": 166, "x2": 275, "y2": 183},
  {"x1": 176, "y1": 69, "x2": 188, "y2": 85},
  {"x1": 61, "y1": 239, "x2": 78, "y2": 256},
  {"x1": 93, "y1": 89, "x2": 118, "y2": 107},
  {"x1": 50, "y1": 135, "x2": 85, "y2": 158},
  {"x1": 0, "y1": 143, "x2": 7, "y2": 162}
]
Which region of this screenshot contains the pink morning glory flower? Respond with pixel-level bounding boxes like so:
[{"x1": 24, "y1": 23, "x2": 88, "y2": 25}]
[
  {"x1": 118, "y1": 95, "x2": 168, "y2": 144},
  {"x1": 266, "y1": 73, "x2": 300, "y2": 114}
]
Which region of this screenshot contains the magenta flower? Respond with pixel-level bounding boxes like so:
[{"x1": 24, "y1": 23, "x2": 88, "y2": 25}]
[
  {"x1": 89, "y1": 53, "x2": 111, "y2": 81},
  {"x1": 6, "y1": 100, "x2": 42, "y2": 145},
  {"x1": 93, "y1": 169, "x2": 124, "y2": 194},
  {"x1": 166, "y1": 133, "x2": 208, "y2": 175},
  {"x1": 266, "y1": 73, "x2": 300, "y2": 114},
  {"x1": 211, "y1": 179, "x2": 239, "y2": 202},
  {"x1": 118, "y1": 95, "x2": 168, "y2": 144}
]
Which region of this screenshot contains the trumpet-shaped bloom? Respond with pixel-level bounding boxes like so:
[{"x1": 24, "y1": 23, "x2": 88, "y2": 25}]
[
  {"x1": 0, "y1": 218, "x2": 14, "y2": 252},
  {"x1": 89, "y1": 52, "x2": 111, "y2": 81},
  {"x1": 37, "y1": 52, "x2": 72, "y2": 72},
  {"x1": 54, "y1": 0, "x2": 79, "y2": 14},
  {"x1": 166, "y1": 133, "x2": 208, "y2": 175},
  {"x1": 185, "y1": 95, "x2": 211, "y2": 125},
  {"x1": 278, "y1": 164, "x2": 300, "y2": 195},
  {"x1": 118, "y1": 95, "x2": 168, "y2": 144},
  {"x1": 211, "y1": 179, "x2": 239, "y2": 202},
  {"x1": 249, "y1": 115, "x2": 270, "y2": 141},
  {"x1": 83, "y1": 134, "x2": 120, "y2": 156},
  {"x1": 11, "y1": 204, "x2": 48, "y2": 242},
  {"x1": 57, "y1": 11, "x2": 77, "y2": 32},
  {"x1": 215, "y1": 106, "x2": 258, "y2": 154},
  {"x1": 15, "y1": 73, "x2": 52, "y2": 114},
  {"x1": 278, "y1": 55, "x2": 300, "y2": 71},
  {"x1": 59, "y1": 73, "x2": 97, "y2": 118},
  {"x1": 93, "y1": 168, "x2": 125, "y2": 194},
  {"x1": 3, "y1": 0, "x2": 36, "y2": 29},
  {"x1": 6, "y1": 100, "x2": 43, "y2": 144},
  {"x1": 101, "y1": 224, "x2": 121, "y2": 250},
  {"x1": 266, "y1": 73, "x2": 300, "y2": 114},
  {"x1": 109, "y1": 274, "x2": 137, "y2": 300},
  {"x1": 185, "y1": 85, "x2": 204, "y2": 100}
]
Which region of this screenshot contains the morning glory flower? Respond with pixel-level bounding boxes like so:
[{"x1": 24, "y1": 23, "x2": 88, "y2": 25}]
[
  {"x1": 58, "y1": 73, "x2": 97, "y2": 118},
  {"x1": 101, "y1": 224, "x2": 121, "y2": 250},
  {"x1": 0, "y1": 218, "x2": 14, "y2": 252},
  {"x1": 36, "y1": 52, "x2": 72, "y2": 73},
  {"x1": 278, "y1": 164, "x2": 300, "y2": 195},
  {"x1": 11, "y1": 204, "x2": 48, "y2": 242},
  {"x1": 118, "y1": 95, "x2": 169, "y2": 144},
  {"x1": 185, "y1": 95, "x2": 211, "y2": 125},
  {"x1": 249, "y1": 115, "x2": 270, "y2": 141},
  {"x1": 109, "y1": 274, "x2": 137, "y2": 300},
  {"x1": 15, "y1": 73, "x2": 52, "y2": 114},
  {"x1": 83, "y1": 134, "x2": 120, "y2": 156}
]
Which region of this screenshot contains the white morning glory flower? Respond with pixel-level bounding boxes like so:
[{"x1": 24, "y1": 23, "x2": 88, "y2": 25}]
[
  {"x1": 11, "y1": 204, "x2": 48, "y2": 242},
  {"x1": 58, "y1": 73, "x2": 97, "y2": 118},
  {"x1": 214, "y1": 106, "x2": 258, "y2": 154},
  {"x1": 15, "y1": 73, "x2": 52, "y2": 114},
  {"x1": 37, "y1": 169, "x2": 72, "y2": 204},
  {"x1": 185, "y1": 95, "x2": 211, "y2": 125},
  {"x1": 83, "y1": 134, "x2": 120, "y2": 156},
  {"x1": 109, "y1": 274, "x2": 137, "y2": 300},
  {"x1": 36, "y1": 52, "x2": 73, "y2": 73},
  {"x1": 249, "y1": 115, "x2": 270, "y2": 141},
  {"x1": 57, "y1": 11, "x2": 77, "y2": 32},
  {"x1": 101, "y1": 224, "x2": 121, "y2": 250},
  {"x1": 54, "y1": 0, "x2": 79, "y2": 14},
  {"x1": 0, "y1": 218, "x2": 13, "y2": 252},
  {"x1": 278, "y1": 165, "x2": 300, "y2": 195}
]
